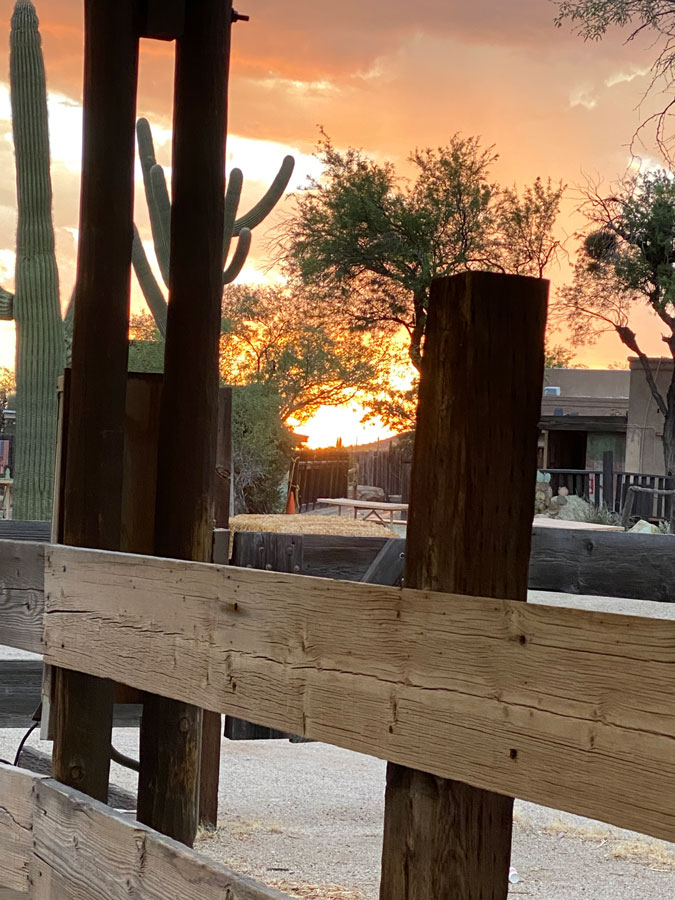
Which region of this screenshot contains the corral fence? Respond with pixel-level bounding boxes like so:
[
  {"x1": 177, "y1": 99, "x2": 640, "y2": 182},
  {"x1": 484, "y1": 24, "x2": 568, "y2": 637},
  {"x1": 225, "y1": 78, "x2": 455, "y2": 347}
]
[{"x1": 1, "y1": 533, "x2": 675, "y2": 898}]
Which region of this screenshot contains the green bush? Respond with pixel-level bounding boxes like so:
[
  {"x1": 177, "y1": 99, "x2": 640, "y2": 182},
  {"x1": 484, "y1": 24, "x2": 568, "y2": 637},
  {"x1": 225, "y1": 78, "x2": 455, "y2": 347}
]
[{"x1": 232, "y1": 383, "x2": 294, "y2": 514}]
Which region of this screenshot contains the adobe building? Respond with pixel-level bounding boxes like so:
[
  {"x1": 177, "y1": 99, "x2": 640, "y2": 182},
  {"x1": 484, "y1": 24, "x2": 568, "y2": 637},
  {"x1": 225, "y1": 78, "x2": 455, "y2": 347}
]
[
  {"x1": 539, "y1": 360, "x2": 672, "y2": 475},
  {"x1": 539, "y1": 367, "x2": 629, "y2": 472},
  {"x1": 625, "y1": 357, "x2": 672, "y2": 474}
]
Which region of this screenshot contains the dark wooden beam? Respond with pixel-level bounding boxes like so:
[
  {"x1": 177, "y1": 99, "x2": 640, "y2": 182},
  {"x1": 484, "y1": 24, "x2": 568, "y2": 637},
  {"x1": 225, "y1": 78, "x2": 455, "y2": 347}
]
[
  {"x1": 137, "y1": 0, "x2": 232, "y2": 847},
  {"x1": 379, "y1": 272, "x2": 547, "y2": 900},
  {"x1": 539, "y1": 415, "x2": 627, "y2": 433},
  {"x1": 139, "y1": 0, "x2": 185, "y2": 41},
  {"x1": 52, "y1": 0, "x2": 139, "y2": 803}
]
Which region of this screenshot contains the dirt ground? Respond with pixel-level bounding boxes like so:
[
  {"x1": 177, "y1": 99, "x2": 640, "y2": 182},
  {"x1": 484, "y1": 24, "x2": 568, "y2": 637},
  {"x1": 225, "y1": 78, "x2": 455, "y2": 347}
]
[{"x1": 1, "y1": 724, "x2": 673, "y2": 900}]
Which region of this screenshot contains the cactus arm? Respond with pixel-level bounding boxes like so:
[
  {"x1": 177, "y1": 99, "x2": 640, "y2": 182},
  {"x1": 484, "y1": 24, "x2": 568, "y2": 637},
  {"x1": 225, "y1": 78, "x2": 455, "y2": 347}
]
[
  {"x1": 233, "y1": 155, "x2": 295, "y2": 235},
  {"x1": 132, "y1": 226, "x2": 168, "y2": 337},
  {"x1": 0, "y1": 287, "x2": 13, "y2": 319},
  {"x1": 136, "y1": 117, "x2": 158, "y2": 175},
  {"x1": 149, "y1": 164, "x2": 171, "y2": 286},
  {"x1": 136, "y1": 118, "x2": 170, "y2": 287},
  {"x1": 223, "y1": 227, "x2": 251, "y2": 285},
  {"x1": 222, "y1": 167, "x2": 243, "y2": 268}
]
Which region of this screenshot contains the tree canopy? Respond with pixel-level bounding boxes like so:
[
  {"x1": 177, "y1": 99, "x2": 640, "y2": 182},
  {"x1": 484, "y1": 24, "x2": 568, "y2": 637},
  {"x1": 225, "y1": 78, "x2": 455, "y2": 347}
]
[
  {"x1": 219, "y1": 284, "x2": 390, "y2": 423},
  {"x1": 554, "y1": 168, "x2": 675, "y2": 472},
  {"x1": 279, "y1": 133, "x2": 564, "y2": 370}
]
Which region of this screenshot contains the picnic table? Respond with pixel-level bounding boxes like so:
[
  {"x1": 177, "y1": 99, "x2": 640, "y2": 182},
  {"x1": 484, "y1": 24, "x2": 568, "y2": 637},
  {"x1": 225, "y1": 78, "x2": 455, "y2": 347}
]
[{"x1": 316, "y1": 497, "x2": 408, "y2": 526}]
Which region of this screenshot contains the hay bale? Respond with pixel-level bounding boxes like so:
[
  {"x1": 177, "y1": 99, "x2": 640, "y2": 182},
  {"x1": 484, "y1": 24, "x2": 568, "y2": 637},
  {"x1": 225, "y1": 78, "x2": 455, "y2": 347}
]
[{"x1": 230, "y1": 514, "x2": 396, "y2": 539}]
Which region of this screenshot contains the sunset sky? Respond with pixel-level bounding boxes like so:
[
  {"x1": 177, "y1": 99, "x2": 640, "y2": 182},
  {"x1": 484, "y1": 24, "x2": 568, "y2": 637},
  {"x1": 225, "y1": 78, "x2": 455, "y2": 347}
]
[{"x1": 0, "y1": 0, "x2": 673, "y2": 445}]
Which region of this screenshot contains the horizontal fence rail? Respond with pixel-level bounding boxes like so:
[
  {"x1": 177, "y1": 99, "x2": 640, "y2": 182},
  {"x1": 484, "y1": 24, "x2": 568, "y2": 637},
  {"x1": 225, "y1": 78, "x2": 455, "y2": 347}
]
[
  {"x1": 2, "y1": 540, "x2": 675, "y2": 843},
  {"x1": 231, "y1": 529, "x2": 675, "y2": 602},
  {"x1": 0, "y1": 764, "x2": 287, "y2": 900}
]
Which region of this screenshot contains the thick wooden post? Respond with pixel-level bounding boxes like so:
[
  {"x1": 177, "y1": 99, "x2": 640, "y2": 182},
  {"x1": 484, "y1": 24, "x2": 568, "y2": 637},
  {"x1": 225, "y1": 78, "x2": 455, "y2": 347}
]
[
  {"x1": 52, "y1": 0, "x2": 139, "y2": 802},
  {"x1": 379, "y1": 272, "x2": 548, "y2": 900},
  {"x1": 198, "y1": 386, "x2": 233, "y2": 828},
  {"x1": 137, "y1": 0, "x2": 231, "y2": 846}
]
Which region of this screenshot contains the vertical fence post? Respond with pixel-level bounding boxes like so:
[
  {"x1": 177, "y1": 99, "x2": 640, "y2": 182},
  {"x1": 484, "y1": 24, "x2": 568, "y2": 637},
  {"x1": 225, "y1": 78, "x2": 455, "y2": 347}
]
[
  {"x1": 52, "y1": 0, "x2": 139, "y2": 802},
  {"x1": 199, "y1": 386, "x2": 233, "y2": 829},
  {"x1": 136, "y1": 0, "x2": 232, "y2": 847},
  {"x1": 602, "y1": 450, "x2": 614, "y2": 510},
  {"x1": 379, "y1": 272, "x2": 547, "y2": 900}
]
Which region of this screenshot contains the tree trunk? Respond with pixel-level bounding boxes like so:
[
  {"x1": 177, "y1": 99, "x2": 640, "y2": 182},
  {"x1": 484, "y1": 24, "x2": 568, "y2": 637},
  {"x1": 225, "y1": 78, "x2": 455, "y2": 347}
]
[
  {"x1": 408, "y1": 288, "x2": 428, "y2": 372},
  {"x1": 663, "y1": 372, "x2": 675, "y2": 476}
]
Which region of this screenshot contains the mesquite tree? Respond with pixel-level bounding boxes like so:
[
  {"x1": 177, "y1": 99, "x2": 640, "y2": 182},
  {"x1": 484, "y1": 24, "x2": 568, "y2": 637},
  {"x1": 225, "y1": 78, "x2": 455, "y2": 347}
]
[{"x1": 555, "y1": 169, "x2": 675, "y2": 474}]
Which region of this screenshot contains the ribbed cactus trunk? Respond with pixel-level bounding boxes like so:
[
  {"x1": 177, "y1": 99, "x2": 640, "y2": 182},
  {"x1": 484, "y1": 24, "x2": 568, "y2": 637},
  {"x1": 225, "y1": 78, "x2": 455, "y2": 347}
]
[{"x1": 10, "y1": 0, "x2": 64, "y2": 520}]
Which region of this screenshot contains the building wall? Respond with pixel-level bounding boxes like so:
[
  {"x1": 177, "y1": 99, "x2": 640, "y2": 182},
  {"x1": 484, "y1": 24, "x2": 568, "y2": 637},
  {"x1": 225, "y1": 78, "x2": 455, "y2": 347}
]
[
  {"x1": 586, "y1": 432, "x2": 626, "y2": 471},
  {"x1": 543, "y1": 368, "x2": 630, "y2": 399},
  {"x1": 541, "y1": 368, "x2": 629, "y2": 418},
  {"x1": 626, "y1": 358, "x2": 672, "y2": 474}
]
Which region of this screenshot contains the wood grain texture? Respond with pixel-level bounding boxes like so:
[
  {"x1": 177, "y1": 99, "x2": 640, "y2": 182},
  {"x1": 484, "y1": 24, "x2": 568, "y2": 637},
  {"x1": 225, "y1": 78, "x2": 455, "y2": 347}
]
[
  {"x1": 32, "y1": 779, "x2": 290, "y2": 900},
  {"x1": 0, "y1": 765, "x2": 35, "y2": 894},
  {"x1": 380, "y1": 272, "x2": 548, "y2": 900},
  {"x1": 0, "y1": 540, "x2": 44, "y2": 653},
  {"x1": 0, "y1": 764, "x2": 290, "y2": 900},
  {"x1": 42, "y1": 543, "x2": 675, "y2": 843},
  {"x1": 529, "y1": 527, "x2": 675, "y2": 602}
]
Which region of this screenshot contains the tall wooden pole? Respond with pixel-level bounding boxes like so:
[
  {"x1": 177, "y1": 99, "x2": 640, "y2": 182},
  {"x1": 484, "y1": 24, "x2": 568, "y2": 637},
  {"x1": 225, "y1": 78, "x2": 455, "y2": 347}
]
[
  {"x1": 137, "y1": 0, "x2": 231, "y2": 846},
  {"x1": 52, "y1": 0, "x2": 139, "y2": 802},
  {"x1": 379, "y1": 272, "x2": 548, "y2": 900}
]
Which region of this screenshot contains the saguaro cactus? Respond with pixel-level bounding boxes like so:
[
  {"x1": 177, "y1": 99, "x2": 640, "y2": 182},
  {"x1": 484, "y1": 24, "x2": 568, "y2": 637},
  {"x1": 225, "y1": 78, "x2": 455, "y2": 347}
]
[
  {"x1": 132, "y1": 117, "x2": 295, "y2": 337},
  {"x1": 0, "y1": 1, "x2": 64, "y2": 520}
]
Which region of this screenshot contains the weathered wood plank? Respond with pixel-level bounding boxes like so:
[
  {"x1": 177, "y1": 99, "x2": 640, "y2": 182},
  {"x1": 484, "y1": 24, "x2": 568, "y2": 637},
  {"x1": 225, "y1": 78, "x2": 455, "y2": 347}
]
[
  {"x1": 31, "y1": 779, "x2": 289, "y2": 900},
  {"x1": 529, "y1": 527, "x2": 675, "y2": 602},
  {"x1": 0, "y1": 541, "x2": 44, "y2": 654},
  {"x1": 380, "y1": 272, "x2": 547, "y2": 900},
  {"x1": 360, "y1": 538, "x2": 405, "y2": 586},
  {"x1": 0, "y1": 764, "x2": 290, "y2": 900},
  {"x1": 302, "y1": 534, "x2": 388, "y2": 580},
  {"x1": 0, "y1": 522, "x2": 51, "y2": 543},
  {"x1": 43, "y1": 544, "x2": 675, "y2": 843},
  {"x1": 0, "y1": 765, "x2": 35, "y2": 895}
]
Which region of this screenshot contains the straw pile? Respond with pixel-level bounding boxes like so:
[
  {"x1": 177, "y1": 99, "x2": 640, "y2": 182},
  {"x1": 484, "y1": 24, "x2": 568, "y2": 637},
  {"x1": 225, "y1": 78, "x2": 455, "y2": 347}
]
[
  {"x1": 230, "y1": 514, "x2": 396, "y2": 538},
  {"x1": 268, "y1": 883, "x2": 366, "y2": 900}
]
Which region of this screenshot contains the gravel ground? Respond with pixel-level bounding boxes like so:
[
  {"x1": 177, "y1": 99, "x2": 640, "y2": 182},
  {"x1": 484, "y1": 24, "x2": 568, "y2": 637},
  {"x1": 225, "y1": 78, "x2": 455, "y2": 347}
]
[{"x1": 1, "y1": 727, "x2": 673, "y2": 900}]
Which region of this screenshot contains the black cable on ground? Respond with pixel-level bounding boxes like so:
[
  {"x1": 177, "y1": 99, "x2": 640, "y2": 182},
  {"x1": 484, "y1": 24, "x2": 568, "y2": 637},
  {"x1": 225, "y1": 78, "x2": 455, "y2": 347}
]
[
  {"x1": 110, "y1": 744, "x2": 140, "y2": 773},
  {"x1": 13, "y1": 721, "x2": 38, "y2": 767}
]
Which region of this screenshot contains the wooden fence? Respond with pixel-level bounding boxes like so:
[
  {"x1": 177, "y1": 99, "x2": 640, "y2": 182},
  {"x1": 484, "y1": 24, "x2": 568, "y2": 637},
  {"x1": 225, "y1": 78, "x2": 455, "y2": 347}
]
[
  {"x1": 4, "y1": 273, "x2": 675, "y2": 899},
  {"x1": 232, "y1": 527, "x2": 675, "y2": 602},
  {"x1": 350, "y1": 443, "x2": 412, "y2": 501},
  {"x1": 541, "y1": 457, "x2": 675, "y2": 523},
  {"x1": 293, "y1": 450, "x2": 350, "y2": 511},
  {"x1": 1, "y1": 539, "x2": 675, "y2": 861},
  {"x1": 294, "y1": 443, "x2": 413, "y2": 509}
]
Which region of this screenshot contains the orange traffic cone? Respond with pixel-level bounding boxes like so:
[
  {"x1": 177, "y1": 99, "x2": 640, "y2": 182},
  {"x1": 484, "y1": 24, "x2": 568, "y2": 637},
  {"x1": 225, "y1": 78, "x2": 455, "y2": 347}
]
[{"x1": 285, "y1": 486, "x2": 297, "y2": 515}]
